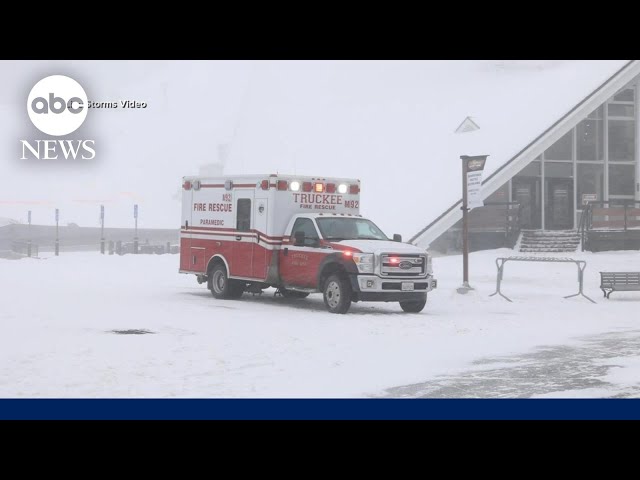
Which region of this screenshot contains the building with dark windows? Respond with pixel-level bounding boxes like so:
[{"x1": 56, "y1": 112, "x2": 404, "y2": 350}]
[{"x1": 412, "y1": 60, "x2": 640, "y2": 254}]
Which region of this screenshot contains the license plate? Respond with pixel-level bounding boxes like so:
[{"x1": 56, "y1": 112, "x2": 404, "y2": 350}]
[{"x1": 401, "y1": 282, "x2": 414, "y2": 291}]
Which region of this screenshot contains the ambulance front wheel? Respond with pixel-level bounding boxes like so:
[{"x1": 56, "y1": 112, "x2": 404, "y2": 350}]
[
  {"x1": 209, "y1": 264, "x2": 244, "y2": 299},
  {"x1": 323, "y1": 274, "x2": 352, "y2": 314}
]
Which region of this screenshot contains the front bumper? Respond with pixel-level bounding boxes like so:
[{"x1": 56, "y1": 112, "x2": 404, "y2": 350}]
[{"x1": 349, "y1": 274, "x2": 437, "y2": 302}]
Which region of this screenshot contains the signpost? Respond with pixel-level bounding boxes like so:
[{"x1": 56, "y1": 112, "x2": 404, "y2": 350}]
[
  {"x1": 457, "y1": 155, "x2": 488, "y2": 294},
  {"x1": 55, "y1": 208, "x2": 59, "y2": 256},
  {"x1": 100, "y1": 205, "x2": 105, "y2": 254},
  {"x1": 581, "y1": 193, "x2": 598, "y2": 206},
  {"x1": 133, "y1": 204, "x2": 139, "y2": 254}
]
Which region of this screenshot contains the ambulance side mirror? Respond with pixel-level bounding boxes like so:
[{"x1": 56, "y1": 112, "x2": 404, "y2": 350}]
[
  {"x1": 393, "y1": 234, "x2": 402, "y2": 242},
  {"x1": 294, "y1": 231, "x2": 305, "y2": 246}
]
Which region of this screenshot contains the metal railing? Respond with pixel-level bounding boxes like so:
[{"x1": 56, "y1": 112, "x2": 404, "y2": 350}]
[
  {"x1": 579, "y1": 200, "x2": 640, "y2": 251},
  {"x1": 466, "y1": 201, "x2": 522, "y2": 243}
]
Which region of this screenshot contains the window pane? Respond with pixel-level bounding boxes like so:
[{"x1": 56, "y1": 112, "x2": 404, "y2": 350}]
[
  {"x1": 292, "y1": 218, "x2": 318, "y2": 239},
  {"x1": 608, "y1": 104, "x2": 634, "y2": 118},
  {"x1": 608, "y1": 120, "x2": 635, "y2": 161},
  {"x1": 291, "y1": 218, "x2": 320, "y2": 246},
  {"x1": 576, "y1": 111, "x2": 604, "y2": 161},
  {"x1": 515, "y1": 160, "x2": 541, "y2": 177},
  {"x1": 586, "y1": 106, "x2": 604, "y2": 120},
  {"x1": 609, "y1": 164, "x2": 636, "y2": 196},
  {"x1": 545, "y1": 161, "x2": 573, "y2": 178},
  {"x1": 486, "y1": 181, "x2": 509, "y2": 203},
  {"x1": 613, "y1": 88, "x2": 634, "y2": 102},
  {"x1": 544, "y1": 131, "x2": 572, "y2": 161},
  {"x1": 236, "y1": 199, "x2": 251, "y2": 231},
  {"x1": 577, "y1": 164, "x2": 604, "y2": 209}
]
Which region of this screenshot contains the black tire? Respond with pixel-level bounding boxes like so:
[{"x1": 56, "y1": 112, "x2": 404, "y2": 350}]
[
  {"x1": 228, "y1": 281, "x2": 246, "y2": 299},
  {"x1": 399, "y1": 297, "x2": 427, "y2": 313},
  {"x1": 208, "y1": 263, "x2": 244, "y2": 299},
  {"x1": 280, "y1": 288, "x2": 310, "y2": 299},
  {"x1": 323, "y1": 274, "x2": 352, "y2": 314}
]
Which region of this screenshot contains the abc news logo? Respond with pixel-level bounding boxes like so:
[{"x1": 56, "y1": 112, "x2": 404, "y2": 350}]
[
  {"x1": 21, "y1": 75, "x2": 95, "y2": 160},
  {"x1": 31, "y1": 93, "x2": 84, "y2": 114}
]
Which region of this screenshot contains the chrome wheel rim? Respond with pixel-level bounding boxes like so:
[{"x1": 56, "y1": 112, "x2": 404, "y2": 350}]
[{"x1": 325, "y1": 281, "x2": 341, "y2": 308}]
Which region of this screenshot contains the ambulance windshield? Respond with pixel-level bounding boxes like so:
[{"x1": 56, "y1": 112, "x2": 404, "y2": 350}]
[{"x1": 316, "y1": 218, "x2": 389, "y2": 241}]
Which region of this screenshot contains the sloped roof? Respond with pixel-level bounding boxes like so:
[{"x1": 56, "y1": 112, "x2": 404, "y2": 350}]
[{"x1": 409, "y1": 60, "x2": 639, "y2": 245}]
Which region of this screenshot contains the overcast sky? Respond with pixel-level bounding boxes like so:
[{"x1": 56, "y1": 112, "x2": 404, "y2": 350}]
[{"x1": 0, "y1": 60, "x2": 625, "y2": 238}]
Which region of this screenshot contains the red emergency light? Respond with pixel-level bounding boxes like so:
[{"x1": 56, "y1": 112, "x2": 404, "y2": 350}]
[
  {"x1": 277, "y1": 180, "x2": 288, "y2": 191},
  {"x1": 326, "y1": 183, "x2": 336, "y2": 193},
  {"x1": 350, "y1": 184, "x2": 360, "y2": 194},
  {"x1": 343, "y1": 250, "x2": 353, "y2": 257},
  {"x1": 302, "y1": 182, "x2": 312, "y2": 192},
  {"x1": 183, "y1": 181, "x2": 192, "y2": 190},
  {"x1": 261, "y1": 180, "x2": 269, "y2": 190},
  {"x1": 314, "y1": 182, "x2": 324, "y2": 193},
  {"x1": 388, "y1": 257, "x2": 400, "y2": 264}
]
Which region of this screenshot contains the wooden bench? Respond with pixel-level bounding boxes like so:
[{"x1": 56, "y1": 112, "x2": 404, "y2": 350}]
[{"x1": 600, "y1": 272, "x2": 640, "y2": 299}]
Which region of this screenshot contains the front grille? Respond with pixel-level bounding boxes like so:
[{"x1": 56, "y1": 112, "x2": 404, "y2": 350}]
[
  {"x1": 380, "y1": 254, "x2": 426, "y2": 277},
  {"x1": 381, "y1": 282, "x2": 429, "y2": 290}
]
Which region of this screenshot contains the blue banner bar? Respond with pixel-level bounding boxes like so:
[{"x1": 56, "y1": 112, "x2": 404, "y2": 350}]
[{"x1": 1, "y1": 399, "x2": 640, "y2": 420}]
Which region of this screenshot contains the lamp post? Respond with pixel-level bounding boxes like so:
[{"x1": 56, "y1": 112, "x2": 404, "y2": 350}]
[
  {"x1": 457, "y1": 155, "x2": 488, "y2": 294},
  {"x1": 133, "y1": 204, "x2": 139, "y2": 254},
  {"x1": 55, "y1": 208, "x2": 59, "y2": 256},
  {"x1": 100, "y1": 205, "x2": 105, "y2": 254},
  {"x1": 27, "y1": 210, "x2": 32, "y2": 257}
]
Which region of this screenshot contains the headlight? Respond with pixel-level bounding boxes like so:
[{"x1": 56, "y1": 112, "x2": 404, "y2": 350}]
[{"x1": 352, "y1": 253, "x2": 374, "y2": 273}]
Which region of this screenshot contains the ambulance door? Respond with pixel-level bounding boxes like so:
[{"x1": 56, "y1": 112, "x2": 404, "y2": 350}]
[
  {"x1": 231, "y1": 190, "x2": 254, "y2": 278},
  {"x1": 180, "y1": 182, "x2": 193, "y2": 271},
  {"x1": 188, "y1": 184, "x2": 207, "y2": 273},
  {"x1": 252, "y1": 197, "x2": 269, "y2": 280},
  {"x1": 280, "y1": 217, "x2": 327, "y2": 288}
]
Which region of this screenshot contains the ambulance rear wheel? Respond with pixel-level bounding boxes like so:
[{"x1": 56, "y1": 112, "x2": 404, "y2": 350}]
[
  {"x1": 209, "y1": 264, "x2": 244, "y2": 299},
  {"x1": 323, "y1": 274, "x2": 352, "y2": 314},
  {"x1": 399, "y1": 297, "x2": 427, "y2": 313}
]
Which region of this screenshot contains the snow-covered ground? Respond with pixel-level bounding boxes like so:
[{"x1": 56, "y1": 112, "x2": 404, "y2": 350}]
[{"x1": 1, "y1": 248, "x2": 640, "y2": 398}]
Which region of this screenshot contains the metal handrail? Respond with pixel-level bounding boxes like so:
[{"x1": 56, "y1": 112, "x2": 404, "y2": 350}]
[
  {"x1": 578, "y1": 204, "x2": 589, "y2": 251},
  {"x1": 583, "y1": 200, "x2": 640, "y2": 233}
]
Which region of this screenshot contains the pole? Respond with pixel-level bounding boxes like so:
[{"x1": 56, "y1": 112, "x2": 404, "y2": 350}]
[
  {"x1": 55, "y1": 208, "x2": 59, "y2": 256},
  {"x1": 27, "y1": 210, "x2": 32, "y2": 257},
  {"x1": 134, "y1": 204, "x2": 139, "y2": 254},
  {"x1": 458, "y1": 157, "x2": 471, "y2": 293},
  {"x1": 456, "y1": 155, "x2": 488, "y2": 294},
  {"x1": 463, "y1": 158, "x2": 469, "y2": 285},
  {"x1": 100, "y1": 205, "x2": 105, "y2": 254}
]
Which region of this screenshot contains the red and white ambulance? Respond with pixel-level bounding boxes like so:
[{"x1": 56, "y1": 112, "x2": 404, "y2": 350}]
[{"x1": 179, "y1": 174, "x2": 437, "y2": 313}]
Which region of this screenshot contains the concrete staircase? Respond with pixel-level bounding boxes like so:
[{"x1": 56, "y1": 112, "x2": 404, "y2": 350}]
[{"x1": 518, "y1": 229, "x2": 581, "y2": 253}]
